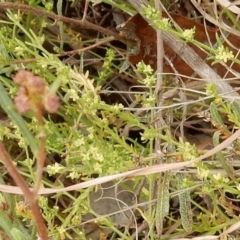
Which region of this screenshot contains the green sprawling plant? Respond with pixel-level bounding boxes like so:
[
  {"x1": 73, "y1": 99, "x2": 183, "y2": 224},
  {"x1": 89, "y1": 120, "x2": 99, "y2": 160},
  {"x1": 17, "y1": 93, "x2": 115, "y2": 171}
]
[{"x1": 0, "y1": 0, "x2": 240, "y2": 239}]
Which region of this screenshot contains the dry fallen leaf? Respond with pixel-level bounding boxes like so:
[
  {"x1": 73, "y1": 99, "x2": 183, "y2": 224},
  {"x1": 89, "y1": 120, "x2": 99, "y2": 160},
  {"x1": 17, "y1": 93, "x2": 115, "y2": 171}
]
[{"x1": 122, "y1": 13, "x2": 240, "y2": 79}]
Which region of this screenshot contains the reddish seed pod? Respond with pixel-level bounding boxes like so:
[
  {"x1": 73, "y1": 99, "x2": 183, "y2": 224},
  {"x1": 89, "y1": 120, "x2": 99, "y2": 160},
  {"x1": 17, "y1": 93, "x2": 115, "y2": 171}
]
[
  {"x1": 28, "y1": 76, "x2": 46, "y2": 94},
  {"x1": 13, "y1": 70, "x2": 60, "y2": 114},
  {"x1": 13, "y1": 70, "x2": 34, "y2": 85},
  {"x1": 44, "y1": 93, "x2": 60, "y2": 113},
  {"x1": 14, "y1": 94, "x2": 31, "y2": 114}
]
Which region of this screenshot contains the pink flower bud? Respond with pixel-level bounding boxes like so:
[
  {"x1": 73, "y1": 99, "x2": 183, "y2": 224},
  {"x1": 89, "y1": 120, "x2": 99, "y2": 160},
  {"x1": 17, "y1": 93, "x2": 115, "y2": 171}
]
[
  {"x1": 28, "y1": 76, "x2": 46, "y2": 94},
  {"x1": 14, "y1": 94, "x2": 31, "y2": 114},
  {"x1": 13, "y1": 70, "x2": 34, "y2": 85},
  {"x1": 44, "y1": 93, "x2": 60, "y2": 113}
]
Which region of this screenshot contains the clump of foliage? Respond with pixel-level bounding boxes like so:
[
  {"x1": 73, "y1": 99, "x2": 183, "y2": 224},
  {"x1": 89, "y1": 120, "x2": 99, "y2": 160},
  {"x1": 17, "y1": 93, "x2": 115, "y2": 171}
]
[{"x1": 0, "y1": 0, "x2": 240, "y2": 240}]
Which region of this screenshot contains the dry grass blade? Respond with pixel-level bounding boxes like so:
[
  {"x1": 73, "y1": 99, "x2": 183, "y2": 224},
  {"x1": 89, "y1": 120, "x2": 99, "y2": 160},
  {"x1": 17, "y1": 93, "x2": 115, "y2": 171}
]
[
  {"x1": 0, "y1": 160, "x2": 196, "y2": 195},
  {"x1": 216, "y1": 0, "x2": 240, "y2": 14},
  {"x1": 191, "y1": 0, "x2": 240, "y2": 36},
  {"x1": 173, "y1": 237, "x2": 219, "y2": 240},
  {"x1": 1, "y1": 127, "x2": 240, "y2": 195},
  {"x1": 222, "y1": 220, "x2": 240, "y2": 235}
]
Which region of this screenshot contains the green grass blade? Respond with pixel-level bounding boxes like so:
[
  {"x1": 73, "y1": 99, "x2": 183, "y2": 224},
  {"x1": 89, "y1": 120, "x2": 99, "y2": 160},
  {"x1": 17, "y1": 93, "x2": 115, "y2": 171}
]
[
  {"x1": 11, "y1": 228, "x2": 28, "y2": 240},
  {"x1": 0, "y1": 209, "x2": 14, "y2": 239},
  {"x1": 213, "y1": 131, "x2": 235, "y2": 181},
  {"x1": 210, "y1": 102, "x2": 231, "y2": 135},
  {"x1": 155, "y1": 173, "x2": 170, "y2": 235},
  {"x1": 177, "y1": 173, "x2": 193, "y2": 232}
]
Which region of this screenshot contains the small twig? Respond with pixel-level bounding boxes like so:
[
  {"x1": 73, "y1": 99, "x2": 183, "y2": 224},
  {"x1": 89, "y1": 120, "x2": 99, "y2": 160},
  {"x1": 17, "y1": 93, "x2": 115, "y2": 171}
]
[
  {"x1": 154, "y1": 0, "x2": 165, "y2": 149},
  {"x1": 1, "y1": 36, "x2": 114, "y2": 65},
  {"x1": 154, "y1": 1, "x2": 166, "y2": 238},
  {"x1": 33, "y1": 106, "x2": 46, "y2": 194},
  {"x1": 0, "y1": 142, "x2": 48, "y2": 239},
  {"x1": 82, "y1": 0, "x2": 89, "y2": 21},
  {"x1": 130, "y1": 220, "x2": 148, "y2": 239},
  {"x1": 0, "y1": 2, "x2": 130, "y2": 44}
]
